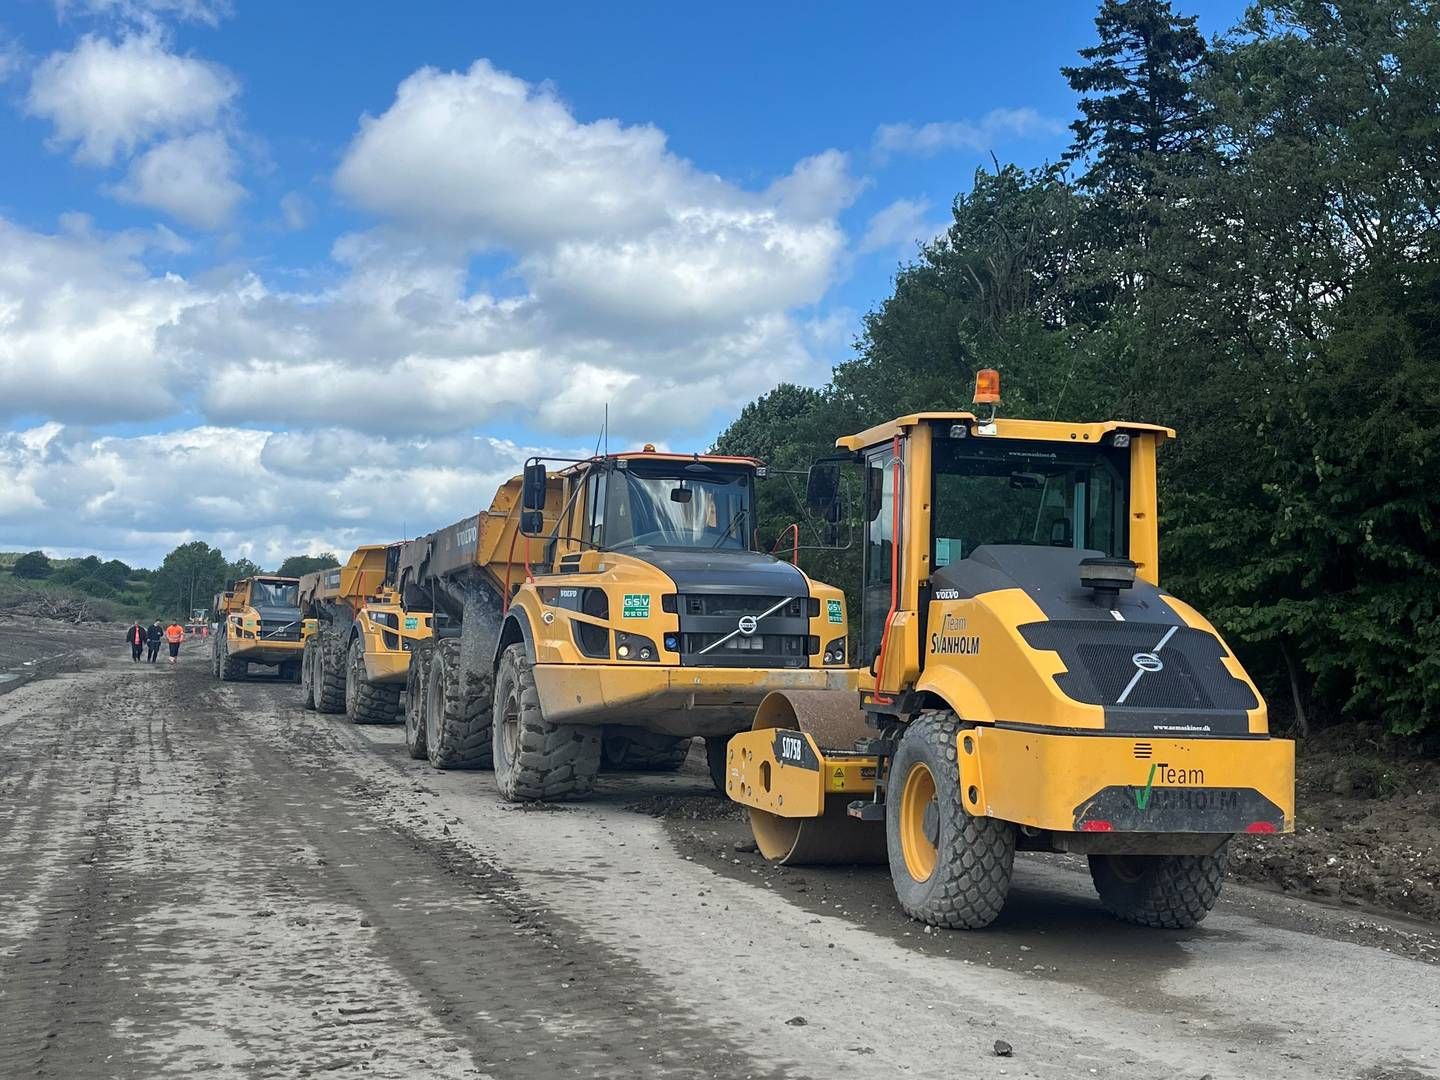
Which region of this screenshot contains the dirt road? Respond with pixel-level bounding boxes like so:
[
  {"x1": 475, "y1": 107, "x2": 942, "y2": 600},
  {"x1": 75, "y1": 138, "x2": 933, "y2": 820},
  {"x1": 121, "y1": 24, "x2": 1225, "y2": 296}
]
[{"x1": 1, "y1": 648, "x2": 1436, "y2": 1079}]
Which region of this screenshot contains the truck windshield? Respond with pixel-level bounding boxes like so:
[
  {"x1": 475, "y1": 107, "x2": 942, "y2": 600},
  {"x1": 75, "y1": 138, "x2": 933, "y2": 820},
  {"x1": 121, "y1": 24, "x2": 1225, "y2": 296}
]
[
  {"x1": 930, "y1": 436, "x2": 1129, "y2": 565},
  {"x1": 599, "y1": 466, "x2": 754, "y2": 551},
  {"x1": 251, "y1": 580, "x2": 299, "y2": 608}
]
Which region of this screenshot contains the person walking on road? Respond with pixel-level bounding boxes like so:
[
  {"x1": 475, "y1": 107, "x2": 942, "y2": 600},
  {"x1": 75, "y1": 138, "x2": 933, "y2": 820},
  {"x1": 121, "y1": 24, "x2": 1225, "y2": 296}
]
[
  {"x1": 164, "y1": 620, "x2": 185, "y2": 665},
  {"x1": 146, "y1": 621, "x2": 163, "y2": 663},
  {"x1": 126, "y1": 621, "x2": 146, "y2": 662}
]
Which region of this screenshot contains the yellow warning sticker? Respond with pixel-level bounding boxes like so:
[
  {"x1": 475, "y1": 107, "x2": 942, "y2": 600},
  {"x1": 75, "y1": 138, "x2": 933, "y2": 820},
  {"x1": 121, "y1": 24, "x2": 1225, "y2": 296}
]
[{"x1": 830, "y1": 766, "x2": 845, "y2": 791}]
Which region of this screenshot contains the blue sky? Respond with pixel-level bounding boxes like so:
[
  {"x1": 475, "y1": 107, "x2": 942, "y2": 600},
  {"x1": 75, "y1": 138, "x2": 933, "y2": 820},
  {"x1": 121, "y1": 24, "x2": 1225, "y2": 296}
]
[{"x1": 0, "y1": 0, "x2": 1249, "y2": 566}]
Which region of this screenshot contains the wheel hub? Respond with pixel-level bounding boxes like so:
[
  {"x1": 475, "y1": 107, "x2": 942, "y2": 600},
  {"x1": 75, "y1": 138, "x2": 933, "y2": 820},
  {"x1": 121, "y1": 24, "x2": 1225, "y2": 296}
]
[{"x1": 898, "y1": 761, "x2": 940, "y2": 884}]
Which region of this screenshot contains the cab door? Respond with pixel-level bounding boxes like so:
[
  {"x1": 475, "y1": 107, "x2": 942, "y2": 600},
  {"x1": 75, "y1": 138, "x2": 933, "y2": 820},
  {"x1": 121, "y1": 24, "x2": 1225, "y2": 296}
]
[{"x1": 860, "y1": 443, "x2": 900, "y2": 679}]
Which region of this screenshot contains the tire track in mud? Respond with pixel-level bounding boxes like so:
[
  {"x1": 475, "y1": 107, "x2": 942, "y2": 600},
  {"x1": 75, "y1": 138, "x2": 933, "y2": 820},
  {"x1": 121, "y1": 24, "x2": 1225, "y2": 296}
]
[{"x1": 0, "y1": 655, "x2": 784, "y2": 1079}]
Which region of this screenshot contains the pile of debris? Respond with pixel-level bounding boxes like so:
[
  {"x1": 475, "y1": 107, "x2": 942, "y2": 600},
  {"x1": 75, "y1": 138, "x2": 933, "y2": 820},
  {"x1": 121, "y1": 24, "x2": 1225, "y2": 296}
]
[{"x1": 0, "y1": 588, "x2": 97, "y2": 624}]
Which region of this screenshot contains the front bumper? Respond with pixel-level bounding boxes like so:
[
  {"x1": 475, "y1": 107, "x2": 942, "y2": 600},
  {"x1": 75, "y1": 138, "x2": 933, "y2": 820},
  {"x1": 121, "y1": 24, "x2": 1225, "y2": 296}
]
[
  {"x1": 230, "y1": 638, "x2": 303, "y2": 666},
  {"x1": 966, "y1": 727, "x2": 1295, "y2": 834},
  {"x1": 533, "y1": 664, "x2": 858, "y2": 736},
  {"x1": 727, "y1": 724, "x2": 1294, "y2": 837}
]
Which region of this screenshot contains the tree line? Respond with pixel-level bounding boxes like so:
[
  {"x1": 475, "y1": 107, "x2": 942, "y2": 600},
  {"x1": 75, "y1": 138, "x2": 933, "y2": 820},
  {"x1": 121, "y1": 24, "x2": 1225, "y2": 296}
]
[
  {"x1": 3, "y1": 546, "x2": 341, "y2": 620},
  {"x1": 716, "y1": 0, "x2": 1440, "y2": 745}
]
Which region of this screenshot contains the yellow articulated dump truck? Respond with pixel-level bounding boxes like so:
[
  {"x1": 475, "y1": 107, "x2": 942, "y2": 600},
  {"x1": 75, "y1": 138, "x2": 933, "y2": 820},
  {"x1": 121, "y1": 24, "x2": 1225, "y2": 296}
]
[
  {"x1": 298, "y1": 545, "x2": 436, "y2": 723},
  {"x1": 726, "y1": 371, "x2": 1294, "y2": 930},
  {"x1": 211, "y1": 575, "x2": 305, "y2": 682},
  {"x1": 397, "y1": 446, "x2": 851, "y2": 800}
]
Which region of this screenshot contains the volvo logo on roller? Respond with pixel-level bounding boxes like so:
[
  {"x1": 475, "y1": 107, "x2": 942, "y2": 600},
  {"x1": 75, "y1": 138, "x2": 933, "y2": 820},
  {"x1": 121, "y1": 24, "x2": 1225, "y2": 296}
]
[
  {"x1": 737, "y1": 615, "x2": 759, "y2": 636},
  {"x1": 1115, "y1": 626, "x2": 1178, "y2": 705}
]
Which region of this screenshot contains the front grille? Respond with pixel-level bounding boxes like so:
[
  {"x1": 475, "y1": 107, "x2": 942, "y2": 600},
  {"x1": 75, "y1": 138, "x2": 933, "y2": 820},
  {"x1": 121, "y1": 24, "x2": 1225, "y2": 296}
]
[
  {"x1": 676, "y1": 592, "x2": 814, "y2": 669},
  {"x1": 680, "y1": 632, "x2": 813, "y2": 660},
  {"x1": 682, "y1": 594, "x2": 809, "y2": 618},
  {"x1": 259, "y1": 619, "x2": 301, "y2": 642},
  {"x1": 1019, "y1": 620, "x2": 1258, "y2": 733}
]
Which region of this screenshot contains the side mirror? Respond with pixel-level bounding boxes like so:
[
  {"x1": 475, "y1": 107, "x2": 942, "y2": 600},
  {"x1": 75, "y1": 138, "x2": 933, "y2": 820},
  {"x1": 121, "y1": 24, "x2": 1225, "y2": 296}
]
[
  {"x1": 225, "y1": 580, "x2": 236, "y2": 591},
  {"x1": 805, "y1": 463, "x2": 839, "y2": 512},
  {"x1": 520, "y1": 509, "x2": 544, "y2": 535},
  {"x1": 522, "y1": 462, "x2": 548, "y2": 511}
]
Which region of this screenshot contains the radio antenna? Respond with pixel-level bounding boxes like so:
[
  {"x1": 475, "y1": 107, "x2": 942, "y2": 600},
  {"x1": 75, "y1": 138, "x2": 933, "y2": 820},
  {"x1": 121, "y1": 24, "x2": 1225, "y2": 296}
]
[{"x1": 593, "y1": 403, "x2": 609, "y2": 458}]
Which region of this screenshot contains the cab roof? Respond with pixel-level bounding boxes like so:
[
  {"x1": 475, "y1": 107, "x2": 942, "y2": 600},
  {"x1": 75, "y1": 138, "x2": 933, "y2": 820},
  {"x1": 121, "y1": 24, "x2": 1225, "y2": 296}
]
[
  {"x1": 556, "y1": 450, "x2": 763, "y2": 476},
  {"x1": 835, "y1": 412, "x2": 1175, "y2": 452}
]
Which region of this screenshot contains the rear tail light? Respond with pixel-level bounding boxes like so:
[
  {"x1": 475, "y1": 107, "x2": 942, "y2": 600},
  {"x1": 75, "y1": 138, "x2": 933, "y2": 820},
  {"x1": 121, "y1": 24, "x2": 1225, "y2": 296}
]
[
  {"x1": 1080, "y1": 820, "x2": 1113, "y2": 832},
  {"x1": 1245, "y1": 821, "x2": 1277, "y2": 834}
]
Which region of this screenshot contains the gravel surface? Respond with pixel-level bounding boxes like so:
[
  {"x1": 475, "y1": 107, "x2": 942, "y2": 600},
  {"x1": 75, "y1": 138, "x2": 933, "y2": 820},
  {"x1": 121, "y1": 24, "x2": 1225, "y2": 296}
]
[{"x1": 0, "y1": 644, "x2": 1437, "y2": 1078}]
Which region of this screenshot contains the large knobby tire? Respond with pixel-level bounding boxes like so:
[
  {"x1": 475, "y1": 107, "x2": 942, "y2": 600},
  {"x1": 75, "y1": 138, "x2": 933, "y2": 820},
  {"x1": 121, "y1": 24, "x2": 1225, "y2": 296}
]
[
  {"x1": 601, "y1": 730, "x2": 691, "y2": 772},
  {"x1": 300, "y1": 639, "x2": 317, "y2": 709},
  {"x1": 705, "y1": 736, "x2": 729, "y2": 793},
  {"x1": 211, "y1": 636, "x2": 222, "y2": 678},
  {"x1": 424, "y1": 638, "x2": 493, "y2": 769},
  {"x1": 314, "y1": 630, "x2": 346, "y2": 714},
  {"x1": 219, "y1": 638, "x2": 247, "y2": 682},
  {"x1": 404, "y1": 642, "x2": 431, "y2": 760},
  {"x1": 1088, "y1": 845, "x2": 1230, "y2": 929},
  {"x1": 345, "y1": 636, "x2": 402, "y2": 725},
  {"x1": 886, "y1": 712, "x2": 1015, "y2": 929},
  {"x1": 492, "y1": 644, "x2": 601, "y2": 801}
]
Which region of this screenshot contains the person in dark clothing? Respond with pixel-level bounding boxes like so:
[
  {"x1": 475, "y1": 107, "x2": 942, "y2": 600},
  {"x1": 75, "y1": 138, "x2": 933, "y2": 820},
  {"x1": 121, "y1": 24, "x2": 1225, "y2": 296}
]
[
  {"x1": 126, "y1": 622, "x2": 146, "y2": 661},
  {"x1": 146, "y1": 621, "x2": 163, "y2": 663}
]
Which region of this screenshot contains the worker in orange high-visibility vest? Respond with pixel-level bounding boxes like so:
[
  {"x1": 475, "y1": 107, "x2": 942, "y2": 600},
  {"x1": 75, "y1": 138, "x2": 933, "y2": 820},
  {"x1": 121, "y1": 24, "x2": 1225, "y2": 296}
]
[{"x1": 164, "y1": 620, "x2": 185, "y2": 664}]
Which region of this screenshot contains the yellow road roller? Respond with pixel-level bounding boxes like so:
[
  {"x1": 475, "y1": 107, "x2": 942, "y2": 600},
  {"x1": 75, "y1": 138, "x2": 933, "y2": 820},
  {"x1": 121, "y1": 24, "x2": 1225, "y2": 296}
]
[{"x1": 725, "y1": 372, "x2": 1295, "y2": 929}]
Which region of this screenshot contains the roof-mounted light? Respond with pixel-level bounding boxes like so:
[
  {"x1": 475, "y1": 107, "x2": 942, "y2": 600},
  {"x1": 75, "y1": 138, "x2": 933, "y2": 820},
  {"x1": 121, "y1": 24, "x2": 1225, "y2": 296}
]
[{"x1": 973, "y1": 368, "x2": 1000, "y2": 405}]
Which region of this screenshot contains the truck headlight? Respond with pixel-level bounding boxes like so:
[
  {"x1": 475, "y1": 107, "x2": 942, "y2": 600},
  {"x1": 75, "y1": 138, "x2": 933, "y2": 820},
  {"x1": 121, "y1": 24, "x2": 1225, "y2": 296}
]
[
  {"x1": 822, "y1": 637, "x2": 847, "y2": 665},
  {"x1": 615, "y1": 632, "x2": 659, "y2": 662}
]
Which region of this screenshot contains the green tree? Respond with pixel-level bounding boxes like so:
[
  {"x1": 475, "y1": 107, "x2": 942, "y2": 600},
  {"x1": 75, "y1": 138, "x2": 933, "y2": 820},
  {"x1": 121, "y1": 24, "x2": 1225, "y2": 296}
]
[
  {"x1": 276, "y1": 553, "x2": 340, "y2": 578},
  {"x1": 834, "y1": 163, "x2": 1116, "y2": 427},
  {"x1": 12, "y1": 550, "x2": 53, "y2": 579},
  {"x1": 151, "y1": 542, "x2": 229, "y2": 618},
  {"x1": 97, "y1": 559, "x2": 132, "y2": 588},
  {"x1": 1063, "y1": 0, "x2": 1209, "y2": 198},
  {"x1": 227, "y1": 557, "x2": 263, "y2": 582},
  {"x1": 1147, "y1": 0, "x2": 1440, "y2": 736}
]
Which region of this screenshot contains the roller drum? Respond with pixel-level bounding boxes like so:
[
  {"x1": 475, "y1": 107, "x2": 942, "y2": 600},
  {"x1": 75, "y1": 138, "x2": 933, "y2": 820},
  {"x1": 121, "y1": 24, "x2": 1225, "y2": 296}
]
[{"x1": 748, "y1": 689, "x2": 887, "y2": 866}]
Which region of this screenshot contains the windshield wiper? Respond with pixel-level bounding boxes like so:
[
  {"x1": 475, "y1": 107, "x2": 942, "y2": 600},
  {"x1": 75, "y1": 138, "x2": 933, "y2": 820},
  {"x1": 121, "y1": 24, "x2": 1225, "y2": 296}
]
[{"x1": 711, "y1": 509, "x2": 747, "y2": 548}]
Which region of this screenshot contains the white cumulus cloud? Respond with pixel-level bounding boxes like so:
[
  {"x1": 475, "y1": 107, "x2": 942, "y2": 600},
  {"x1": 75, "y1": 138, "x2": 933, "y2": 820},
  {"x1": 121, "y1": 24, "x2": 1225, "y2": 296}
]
[
  {"x1": 873, "y1": 107, "x2": 1063, "y2": 162},
  {"x1": 27, "y1": 33, "x2": 237, "y2": 166},
  {"x1": 110, "y1": 131, "x2": 246, "y2": 228},
  {"x1": 860, "y1": 197, "x2": 946, "y2": 255},
  {"x1": 0, "y1": 216, "x2": 204, "y2": 423},
  {"x1": 0, "y1": 423, "x2": 544, "y2": 568}
]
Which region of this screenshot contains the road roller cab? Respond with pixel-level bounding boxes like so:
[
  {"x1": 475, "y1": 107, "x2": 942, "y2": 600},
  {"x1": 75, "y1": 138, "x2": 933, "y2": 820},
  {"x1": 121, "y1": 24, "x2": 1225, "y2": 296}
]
[{"x1": 725, "y1": 372, "x2": 1295, "y2": 930}]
